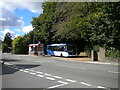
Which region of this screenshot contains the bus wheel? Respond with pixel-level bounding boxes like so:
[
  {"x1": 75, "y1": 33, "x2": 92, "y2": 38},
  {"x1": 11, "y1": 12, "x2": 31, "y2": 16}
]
[{"x1": 60, "y1": 53, "x2": 63, "y2": 57}]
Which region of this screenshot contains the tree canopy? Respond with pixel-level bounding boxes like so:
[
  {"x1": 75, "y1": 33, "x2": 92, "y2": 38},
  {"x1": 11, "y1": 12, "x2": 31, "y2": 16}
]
[
  {"x1": 31, "y1": 2, "x2": 120, "y2": 56},
  {"x1": 2, "y1": 32, "x2": 12, "y2": 53},
  {"x1": 11, "y1": 2, "x2": 120, "y2": 57}
]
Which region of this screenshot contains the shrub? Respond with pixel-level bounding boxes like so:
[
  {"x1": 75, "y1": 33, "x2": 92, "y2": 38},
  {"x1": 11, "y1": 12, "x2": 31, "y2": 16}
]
[{"x1": 106, "y1": 47, "x2": 120, "y2": 58}]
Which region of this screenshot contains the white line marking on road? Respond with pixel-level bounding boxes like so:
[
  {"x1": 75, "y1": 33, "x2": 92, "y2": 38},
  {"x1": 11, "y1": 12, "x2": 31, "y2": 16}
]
[
  {"x1": 37, "y1": 74, "x2": 44, "y2": 77},
  {"x1": 48, "y1": 80, "x2": 68, "y2": 89},
  {"x1": 44, "y1": 73, "x2": 52, "y2": 76},
  {"x1": 48, "y1": 83, "x2": 65, "y2": 89},
  {"x1": 23, "y1": 70, "x2": 29, "y2": 73},
  {"x1": 36, "y1": 71, "x2": 43, "y2": 74},
  {"x1": 25, "y1": 69, "x2": 29, "y2": 70},
  {"x1": 46, "y1": 77, "x2": 55, "y2": 81},
  {"x1": 97, "y1": 86, "x2": 107, "y2": 89},
  {"x1": 66, "y1": 79, "x2": 77, "y2": 82},
  {"x1": 4, "y1": 62, "x2": 12, "y2": 65},
  {"x1": 28, "y1": 69, "x2": 34, "y2": 72},
  {"x1": 29, "y1": 72, "x2": 36, "y2": 75},
  {"x1": 19, "y1": 69, "x2": 24, "y2": 71},
  {"x1": 53, "y1": 76, "x2": 63, "y2": 79},
  {"x1": 108, "y1": 71, "x2": 119, "y2": 74},
  {"x1": 58, "y1": 80, "x2": 68, "y2": 84},
  {"x1": 80, "y1": 82, "x2": 92, "y2": 87}
]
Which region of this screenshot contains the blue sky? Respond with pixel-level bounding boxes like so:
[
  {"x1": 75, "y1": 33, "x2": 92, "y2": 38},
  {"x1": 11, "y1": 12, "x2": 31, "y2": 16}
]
[
  {"x1": 15, "y1": 8, "x2": 39, "y2": 26},
  {"x1": 0, "y1": 1, "x2": 43, "y2": 40}
]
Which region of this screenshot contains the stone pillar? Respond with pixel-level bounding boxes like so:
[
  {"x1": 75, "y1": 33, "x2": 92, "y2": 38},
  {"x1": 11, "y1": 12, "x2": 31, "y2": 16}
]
[
  {"x1": 98, "y1": 47, "x2": 105, "y2": 61},
  {"x1": 91, "y1": 50, "x2": 94, "y2": 61}
]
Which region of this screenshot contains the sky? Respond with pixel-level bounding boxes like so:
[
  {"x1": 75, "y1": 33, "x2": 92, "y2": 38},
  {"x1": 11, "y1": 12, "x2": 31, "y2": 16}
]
[{"x1": 0, "y1": 0, "x2": 44, "y2": 40}]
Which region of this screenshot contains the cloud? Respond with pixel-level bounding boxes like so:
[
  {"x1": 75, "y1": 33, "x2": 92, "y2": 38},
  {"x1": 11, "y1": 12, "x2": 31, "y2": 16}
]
[
  {"x1": 0, "y1": 29, "x2": 19, "y2": 40},
  {"x1": 14, "y1": 29, "x2": 21, "y2": 32},
  {"x1": 0, "y1": 8, "x2": 24, "y2": 29},
  {"x1": 0, "y1": 25, "x2": 33, "y2": 40},
  {"x1": 2, "y1": 2, "x2": 43, "y2": 14},
  {"x1": 22, "y1": 25, "x2": 33, "y2": 34},
  {"x1": 0, "y1": 1, "x2": 43, "y2": 29}
]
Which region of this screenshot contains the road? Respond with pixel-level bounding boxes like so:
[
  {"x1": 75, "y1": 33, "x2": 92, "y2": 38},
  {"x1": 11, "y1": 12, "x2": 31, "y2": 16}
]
[{"x1": 1, "y1": 54, "x2": 119, "y2": 90}]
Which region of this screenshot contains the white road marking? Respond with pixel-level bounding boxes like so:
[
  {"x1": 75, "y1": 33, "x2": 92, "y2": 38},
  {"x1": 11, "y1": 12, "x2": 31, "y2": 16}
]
[
  {"x1": 80, "y1": 82, "x2": 92, "y2": 87},
  {"x1": 108, "y1": 71, "x2": 119, "y2": 74},
  {"x1": 44, "y1": 73, "x2": 52, "y2": 76},
  {"x1": 25, "y1": 69, "x2": 29, "y2": 70},
  {"x1": 4, "y1": 62, "x2": 12, "y2": 65},
  {"x1": 37, "y1": 74, "x2": 44, "y2": 77},
  {"x1": 46, "y1": 77, "x2": 55, "y2": 81},
  {"x1": 19, "y1": 69, "x2": 24, "y2": 72},
  {"x1": 48, "y1": 80, "x2": 68, "y2": 89},
  {"x1": 23, "y1": 70, "x2": 29, "y2": 73},
  {"x1": 48, "y1": 83, "x2": 65, "y2": 89},
  {"x1": 28, "y1": 69, "x2": 34, "y2": 72},
  {"x1": 66, "y1": 79, "x2": 77, "y2": 82},
  {"x1": 97, "y1": 86, "x2": 107, "y2": 89},
  {"x1": 29, "y1": 72, "x2": 36, "y2": 75},
  {"x1": 58, "y1": 80, "x2": 68, "y2": 84},
  {"x1": 53, "y1": 76, "x2": 63, "y2": 79},
  {"x1": 36, "y1": 71, "x2": 43, "y2": 74}
]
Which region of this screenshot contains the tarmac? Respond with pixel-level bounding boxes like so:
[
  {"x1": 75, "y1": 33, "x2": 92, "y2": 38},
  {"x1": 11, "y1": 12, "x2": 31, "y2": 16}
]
[
  {"x1": 46, "y1": 55, "x2": 119, "y2": 65},
  {"x1": 1, "y1": 53, "x2": 120, "y2": 65}
]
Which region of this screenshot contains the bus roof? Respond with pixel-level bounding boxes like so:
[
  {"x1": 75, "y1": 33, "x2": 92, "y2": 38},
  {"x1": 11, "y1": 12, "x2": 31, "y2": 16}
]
[{"x1": 47, "y1": 43, "x2": 66, "y2": 46}]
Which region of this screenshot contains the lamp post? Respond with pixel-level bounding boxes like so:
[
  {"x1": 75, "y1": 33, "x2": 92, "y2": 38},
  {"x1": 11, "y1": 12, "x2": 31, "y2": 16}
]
[{"x1": 33, "y1": 35, "x2": 35, "y2": 44}]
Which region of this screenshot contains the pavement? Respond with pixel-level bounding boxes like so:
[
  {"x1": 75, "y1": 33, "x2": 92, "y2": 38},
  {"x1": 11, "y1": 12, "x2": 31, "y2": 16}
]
[
  {"x1": 28, "y1": 54, "x2": 119, "y2": 66},
  {"x1": 48, "y1": 56, "x2": 119, "y2": 65}
]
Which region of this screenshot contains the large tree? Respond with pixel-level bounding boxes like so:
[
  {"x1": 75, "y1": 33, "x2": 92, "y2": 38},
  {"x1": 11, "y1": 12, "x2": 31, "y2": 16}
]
[
  {"x1": 31, "y1": 2, "x2": 120, "y2": 57},
  {"x1": 2, "y1": 32, "x2": 12, "y2": 53}
]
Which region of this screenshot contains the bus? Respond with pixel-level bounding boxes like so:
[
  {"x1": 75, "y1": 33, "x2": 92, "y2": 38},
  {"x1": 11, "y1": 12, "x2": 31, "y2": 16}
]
[{"x1": 47, "y1": 43, "x2": 78, "y2": 57}]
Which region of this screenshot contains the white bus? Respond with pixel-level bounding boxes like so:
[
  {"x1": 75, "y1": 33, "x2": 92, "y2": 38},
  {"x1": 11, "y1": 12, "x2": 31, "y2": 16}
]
[{"x1": 47, "y1": 43, "x2": 77, "y2": 57}]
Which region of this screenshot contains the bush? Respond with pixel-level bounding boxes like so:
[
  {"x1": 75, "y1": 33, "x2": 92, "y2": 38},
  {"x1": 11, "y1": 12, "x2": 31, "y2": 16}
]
[
  {"x1": 84, "y1": 45, "x2": 92, "y2": 58},
  {"x1": 106, "y1": 47, "x2": 120, "y2": 58},
  {"x1": 93, "y1": 45, "x2": 100, "y2": 52}
]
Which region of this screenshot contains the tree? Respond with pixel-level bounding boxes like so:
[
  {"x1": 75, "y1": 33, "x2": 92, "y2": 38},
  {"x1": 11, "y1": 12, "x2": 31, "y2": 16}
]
[
  {"x1": 31, "y1": 2, "x2": 120, "y2": 57},
  {"x1": 2, "y1": 32, "x2": 12, "y2": 53},
  {"x1": 12, "y1": 35, "x2": 31, "y2": 54}
]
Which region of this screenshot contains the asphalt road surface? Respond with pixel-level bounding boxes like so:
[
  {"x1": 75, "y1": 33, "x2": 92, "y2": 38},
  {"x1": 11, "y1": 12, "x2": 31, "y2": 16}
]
[{"x1": 1, "y1": 54, "x2": 119, "y2": 90}]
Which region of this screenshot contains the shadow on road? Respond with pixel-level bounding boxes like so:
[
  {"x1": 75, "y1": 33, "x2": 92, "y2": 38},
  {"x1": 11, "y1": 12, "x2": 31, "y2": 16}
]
[
  {"x1": 48, "y1": 55, "x2": 89, "y2": 58},
  {"x1": 66, "y1": 56, "x2": 89, "y2": 58},
  {"x1": 1, "y1": 63, "x2": 41, "y2": 75},
  {"x1": 2, "y1": 59, "x2": 21, "y2": 62}
]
